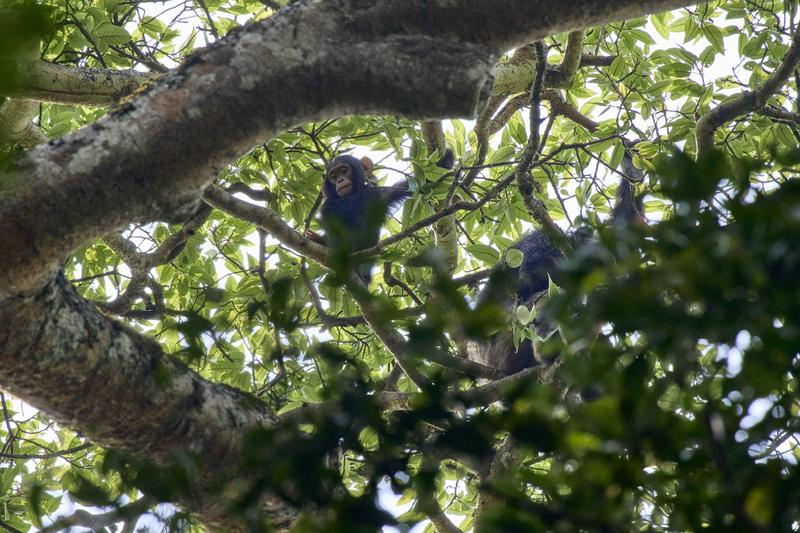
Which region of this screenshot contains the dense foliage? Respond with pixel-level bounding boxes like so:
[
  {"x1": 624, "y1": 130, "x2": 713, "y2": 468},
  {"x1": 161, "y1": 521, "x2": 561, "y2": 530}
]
[{"x1": 1, "y1": 0, "x2": 799, "y2": 531}]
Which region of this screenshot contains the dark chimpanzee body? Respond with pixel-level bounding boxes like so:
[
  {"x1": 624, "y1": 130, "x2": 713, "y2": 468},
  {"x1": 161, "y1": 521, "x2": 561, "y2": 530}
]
[
  {"x1": 509, "y1": 152, "x2": 644, "y2": 301},
  {"x1": 313, "y1": 151, "x2": 454, "y2": 284},
  {"x1": 469, "y1": 149, "x2": 645, "y2": 375}
]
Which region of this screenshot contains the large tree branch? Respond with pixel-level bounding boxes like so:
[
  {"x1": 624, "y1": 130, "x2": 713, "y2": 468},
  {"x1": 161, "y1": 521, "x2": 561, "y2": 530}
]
[
  {"x1": 1, "y1": 0, "x2": 697, "y2": 299},
  {"x1": 545, "y1": 30, "x2": 587, "y2": 88},
  {"x1": 0, "y1": 60, "x2": 159, "y2": 105},
  {"x1": 492, "y1": 31, "x2": 588, "y2": 95},
  {"x1": 759, "y1": 104, "x2": 800, "y2": 124},
  {"x1": 0, "y1": 275, "x2": 294, "y2": 529}
]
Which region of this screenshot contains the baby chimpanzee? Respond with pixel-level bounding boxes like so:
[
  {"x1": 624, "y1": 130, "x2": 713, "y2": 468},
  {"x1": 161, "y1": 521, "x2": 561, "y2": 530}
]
[{"x1": 308, "y1": 151, "x2": 454, "y2": 284}]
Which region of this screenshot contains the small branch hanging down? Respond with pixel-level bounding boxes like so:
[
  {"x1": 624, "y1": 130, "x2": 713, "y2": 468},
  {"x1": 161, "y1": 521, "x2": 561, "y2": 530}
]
[
  {"x1": 695, "y1": 28, "x2": 800, "y2": 156},
  {"x1": 300, "y1": 263, "x2": 367, "y2": 329},
  {"x1": 513, "y1": 42, "x2": 568, "y2": 250},
  {"x1": 344, "y1": 273, "x2": 501, "y2": 390},
  {"x1": 345, "y1": 275, "x2": 429, "y2": 390}
]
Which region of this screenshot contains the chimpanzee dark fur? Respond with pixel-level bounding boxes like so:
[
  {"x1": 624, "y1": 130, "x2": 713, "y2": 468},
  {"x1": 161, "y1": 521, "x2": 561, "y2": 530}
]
[
  {"x1": 468, "y1": 229, "x2": 591, "y2": 375},
  {"x1": 320, "y1": 151, "x2": 453, "y2": 284},
  {"x1": 613, "y1": 151, "x2": 646, "y2": 226},
  {"x1": 468, "y1": 150, "x2": 645, "y2": 375}
]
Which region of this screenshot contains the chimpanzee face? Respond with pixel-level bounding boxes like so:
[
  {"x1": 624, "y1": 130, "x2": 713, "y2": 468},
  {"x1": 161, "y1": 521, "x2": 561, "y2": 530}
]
[{"x1": 327, "y1": 162, "x2": 353, "y2": 197}]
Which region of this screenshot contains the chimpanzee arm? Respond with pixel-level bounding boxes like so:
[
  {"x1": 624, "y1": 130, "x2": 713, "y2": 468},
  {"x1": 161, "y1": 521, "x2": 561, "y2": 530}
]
[
  {"x1": 612, "y1": 151, "x2": 646, "y2": 226},
  {"x1": 373, "y1": 149, "x2": 453, "y2": 207},
  {"x1": 437, "y1": 148, "x2": 455, "y2": 170},
  {"x1": 376, "y1": 185, "x2": 412, "y2": 208}
]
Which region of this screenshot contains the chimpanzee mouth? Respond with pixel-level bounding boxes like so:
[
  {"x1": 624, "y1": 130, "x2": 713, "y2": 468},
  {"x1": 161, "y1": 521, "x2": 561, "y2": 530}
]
[{"x1": 336, "y1": 182, "x2": 353, "y2": 195}]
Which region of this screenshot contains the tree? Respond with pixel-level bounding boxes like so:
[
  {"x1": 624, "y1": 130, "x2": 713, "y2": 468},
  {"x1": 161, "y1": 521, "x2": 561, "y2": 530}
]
[{"x1": 1, "y1": 0, "x2": 799, "y2": 531}]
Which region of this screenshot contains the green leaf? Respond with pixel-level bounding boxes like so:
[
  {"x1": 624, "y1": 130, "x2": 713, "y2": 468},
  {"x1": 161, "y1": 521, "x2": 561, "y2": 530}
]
[
  {"x1": 608, "y1": 56, "x2": 629, "y2": 78},
  {"x1": 515, "y1": 304, "x2": 532, "y2": 325},
  {"x1": 92, "y1": 22, "x2": 131, "y2": 52},
  {"x1": 703, "y1": 25, "x2": 725, "y2": 53},
  {"x1": 630, "y1": 29, "x2": 656, "y2": 45},
  {"x1": 487, "y1": 145, "x2": 516, "y2": 165},
  {"x1": 645, "y1": 79, "x2": 673, "y2": 95},
  {"x1": 651, "y1": 12, "x2": 671, "y2": 39},
  {"x1": 772, "y1": 123, "x2": 797, "y2": 150},
  {"x1": 505, "y1": 248, "x2": 524, "y2": 268},
  {"x1": 466, "y1": 243, "x2": 500, "y2": 264}
]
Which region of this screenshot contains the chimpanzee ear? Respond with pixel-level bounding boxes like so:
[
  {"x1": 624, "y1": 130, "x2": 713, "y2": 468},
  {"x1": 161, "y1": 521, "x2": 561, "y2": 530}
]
[{"x1": 360, "y1": 156, "x2": 375, "y2": 175}]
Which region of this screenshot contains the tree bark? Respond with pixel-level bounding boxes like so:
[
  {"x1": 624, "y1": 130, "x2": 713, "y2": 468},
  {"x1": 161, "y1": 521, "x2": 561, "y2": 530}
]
[
  {"x1": 1, "y1": 60, "x2": 158, "y2": 105},
  {"x1": 0, "y1": 275, "x2": 294, "y2": 529}
]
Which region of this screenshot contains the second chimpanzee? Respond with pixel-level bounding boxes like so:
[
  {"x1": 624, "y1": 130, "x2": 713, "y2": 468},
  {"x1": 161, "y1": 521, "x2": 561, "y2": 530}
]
[
  {"x1": 468, "y1": 148, "x2": 645, "y2": 374},
  {"x1": 309, "y1": 151, "x2": 454, "y2": 284}
]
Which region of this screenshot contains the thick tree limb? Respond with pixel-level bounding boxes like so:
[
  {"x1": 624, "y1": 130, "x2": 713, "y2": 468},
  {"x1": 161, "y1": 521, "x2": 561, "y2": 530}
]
[
  {"x1": 579, "y1": 54, "x2": 615, "y2": 67},
  {"x1": 0, "y1": 60, "x2": 159, "y2": 105},
  {"x1": 0, "y1": 275, "x2": 294, "y2": 529},
  {"x1": 1, "y1": 51, "x2": 614, "y2": 109},
  {"x1": 759, "y1": 104, "x2": 800, "y2": 124},
  {"x1": 492, "y1": 31, "x2": 588, "y2": 94},
  {"x1": 546, "y1": 31, "x2": 588, "y2": 88}
]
